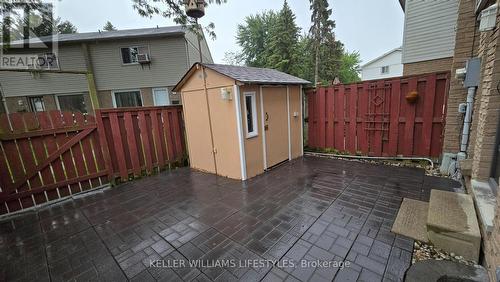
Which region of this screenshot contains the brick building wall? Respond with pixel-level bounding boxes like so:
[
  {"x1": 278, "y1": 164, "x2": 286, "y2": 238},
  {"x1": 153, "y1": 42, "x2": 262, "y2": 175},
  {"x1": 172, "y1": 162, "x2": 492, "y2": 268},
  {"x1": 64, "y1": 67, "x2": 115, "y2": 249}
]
[
  {"x1": 448, "y1": 0, "x2": 500, "y2": 280},
  {"x1": 402, "y1": 57, "x2": 454, "y2": 76},
  {"x1": 442, "y1": 0, "x2": 480, "y2": 154}
]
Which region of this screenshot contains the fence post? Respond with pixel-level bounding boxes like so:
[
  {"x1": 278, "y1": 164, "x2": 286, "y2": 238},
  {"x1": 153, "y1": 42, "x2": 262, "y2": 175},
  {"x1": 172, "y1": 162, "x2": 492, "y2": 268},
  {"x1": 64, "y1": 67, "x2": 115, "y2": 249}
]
[{"x1": 94, "y1": 109, "x2": 114, "y2": 184}]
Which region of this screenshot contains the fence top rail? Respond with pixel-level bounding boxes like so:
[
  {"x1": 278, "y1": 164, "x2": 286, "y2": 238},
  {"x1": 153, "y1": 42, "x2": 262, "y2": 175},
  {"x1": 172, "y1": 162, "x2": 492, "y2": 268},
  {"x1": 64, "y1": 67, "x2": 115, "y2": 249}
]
[
  {"x1": 96, "y1": 105, "x2": 182, "y2": 114},
  {"x1": 304, "y1": 71, "x2": 451, "y2": 91}
]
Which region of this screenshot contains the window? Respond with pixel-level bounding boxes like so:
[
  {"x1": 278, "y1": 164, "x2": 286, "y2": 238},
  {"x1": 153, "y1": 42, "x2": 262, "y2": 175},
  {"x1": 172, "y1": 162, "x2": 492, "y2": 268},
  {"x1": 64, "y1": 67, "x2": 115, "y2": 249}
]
[
  {"x1": 153, "y1": 88, "x2": 171, "y2": 106},
  {"x1": 381, "y1": 66, "x2": 390, "y2": 74},
  {"x1": 29, "y1": 97, "x2": 45, "y2": 112},
  {"x1": 57, "y1": 94, "x2": 87, "y2": 113},
  {"x1": 244, "y1": 92, "x2": 258, "y2": 138},
  {"x1": 113, "y1": 90, "x2": 142, "y2": 108},
  {"x1": 121, "y1": 46, "x2": 149, "y2": 64}
]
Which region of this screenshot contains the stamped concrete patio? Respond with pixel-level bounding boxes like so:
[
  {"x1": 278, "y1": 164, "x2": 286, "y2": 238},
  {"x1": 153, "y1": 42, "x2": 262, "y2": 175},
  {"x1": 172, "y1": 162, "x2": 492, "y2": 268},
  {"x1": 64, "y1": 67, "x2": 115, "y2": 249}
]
[{"x1": 0, "y1": 156, "x2": 460, "y2": 282}]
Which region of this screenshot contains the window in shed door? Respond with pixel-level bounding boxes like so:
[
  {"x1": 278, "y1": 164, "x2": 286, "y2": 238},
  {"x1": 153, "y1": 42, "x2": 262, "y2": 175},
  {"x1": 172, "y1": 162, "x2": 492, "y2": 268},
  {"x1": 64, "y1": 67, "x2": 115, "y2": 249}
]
[{"x1": 244, "y1": 92, "x2": 258, "y2": 138}]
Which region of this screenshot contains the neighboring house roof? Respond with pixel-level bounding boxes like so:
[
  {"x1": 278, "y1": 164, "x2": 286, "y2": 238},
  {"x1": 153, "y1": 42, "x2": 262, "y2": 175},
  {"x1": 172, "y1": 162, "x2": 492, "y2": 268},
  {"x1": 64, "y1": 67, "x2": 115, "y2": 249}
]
[
  {"x1": 174, "y1": 63, "x2": 311, "y2": 91},
  {"x1": 399, "y1": 0, "x2": 405, "y2": 11},
  {"x1": 6, "y1": 26, "x2": 186, "y2": 46},
  {"x1": 361, "y1": 47, "x2": 402, "y2": 68}
]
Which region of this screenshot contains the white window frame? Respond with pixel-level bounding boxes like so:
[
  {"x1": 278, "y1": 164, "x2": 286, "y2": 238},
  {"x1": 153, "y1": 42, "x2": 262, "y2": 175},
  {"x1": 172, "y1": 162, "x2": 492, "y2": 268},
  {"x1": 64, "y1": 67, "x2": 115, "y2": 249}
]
[
  {"x1": 55, "y1": 93, "x2": 87, "y2": 113},
  {"x1": 244, "y1": 92, "x2": 258, "y2": 139},
  {"x1": 120, "y1": 45, "x2": 150, "y2": 65},
  {"x1": 112, "y1": 89, "x2": 143, "y2": 108},
  {"x1": 152, "y1": 87, "x2": 171, "y2": 106},
  {"x1": 381, "y1": 65, "x2": 390, "y2": 74}
]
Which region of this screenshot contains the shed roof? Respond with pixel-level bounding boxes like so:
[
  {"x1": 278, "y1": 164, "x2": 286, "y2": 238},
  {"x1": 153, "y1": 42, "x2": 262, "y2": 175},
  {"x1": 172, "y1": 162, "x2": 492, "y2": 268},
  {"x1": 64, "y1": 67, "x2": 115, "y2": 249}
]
[{"x1": 174, "y1": 63, "x2": 310, "y2": 91}]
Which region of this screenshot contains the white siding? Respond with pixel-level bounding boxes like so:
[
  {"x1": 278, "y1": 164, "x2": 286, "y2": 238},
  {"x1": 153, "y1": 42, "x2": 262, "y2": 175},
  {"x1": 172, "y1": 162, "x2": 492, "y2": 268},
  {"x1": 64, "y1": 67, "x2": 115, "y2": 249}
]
[
  {"x1": 402, "y1": 0, "x2": 459, "y2": 64},
  {"x1": 0, "y1": 44, "x2": 88, "y2": 97},
  {"x1": 361, "y1": 50, "x2": 403, "y2": 80},
  {"x1": 90, "y1": 36, "x2": 189, "y2": 90},
  {"x1": 185, "y1": 30, "x2": 214, "y2": 65}
]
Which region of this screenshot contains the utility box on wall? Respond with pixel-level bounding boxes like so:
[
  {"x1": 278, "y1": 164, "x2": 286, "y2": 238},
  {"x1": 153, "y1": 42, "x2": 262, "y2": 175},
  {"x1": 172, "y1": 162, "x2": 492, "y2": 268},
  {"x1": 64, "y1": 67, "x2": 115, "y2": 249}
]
[{"x1": 173, "y1": 63, "x2": 310, "y2": 180}]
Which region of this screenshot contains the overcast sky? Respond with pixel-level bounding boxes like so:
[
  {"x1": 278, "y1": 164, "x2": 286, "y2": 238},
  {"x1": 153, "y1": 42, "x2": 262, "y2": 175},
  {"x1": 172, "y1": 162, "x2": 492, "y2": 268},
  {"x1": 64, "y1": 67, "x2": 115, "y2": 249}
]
[{"x1": 55, "y1": 0, "x2": 404, "y2": 65}]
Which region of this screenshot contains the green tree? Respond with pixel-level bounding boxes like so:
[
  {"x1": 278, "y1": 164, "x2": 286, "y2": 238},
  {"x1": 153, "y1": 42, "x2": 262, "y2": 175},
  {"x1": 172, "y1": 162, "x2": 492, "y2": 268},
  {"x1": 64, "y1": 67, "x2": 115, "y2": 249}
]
[
  {"x1": 294, "y1": 34, "x2": 314, "y2": 82},
  {"x1": 132, "y1": 0, "x2": 226, "y2": 39},
  {"x1": 56, "y1": 20, "x2": 77, "y2": 34},
  {"x1": 103, "y1": 21, "x2": 117, "y2": 31},
  {"x1": 338, "y1": 50, "x2": 361, "y2": 83},
  {"x1": 236, "y1": 11, "x2": 278, "y2": 67},
  {"x1": 266, "y1": 0, "x2": 300, "y2": 74},
  {"x1": 309, "y1": 0, "x2": 336, "y2": 85}
]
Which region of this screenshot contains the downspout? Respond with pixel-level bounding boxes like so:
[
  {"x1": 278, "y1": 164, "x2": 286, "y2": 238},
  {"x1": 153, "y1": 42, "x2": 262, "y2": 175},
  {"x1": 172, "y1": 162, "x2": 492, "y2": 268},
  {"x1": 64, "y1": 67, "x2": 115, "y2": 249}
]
[{"x1": 458, "y1": 86, "x2": 477, "y2": 160}]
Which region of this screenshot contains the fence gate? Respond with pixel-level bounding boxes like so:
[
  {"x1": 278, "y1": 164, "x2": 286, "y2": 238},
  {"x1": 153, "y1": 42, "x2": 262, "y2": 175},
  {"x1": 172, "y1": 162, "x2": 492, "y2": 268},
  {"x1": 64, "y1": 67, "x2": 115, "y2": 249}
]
[
  {"x1": 0, "y1": 106, "x2": 186, "y2": 216},
  {"x1": 307, "y1": 72, "x2": 450, "y2": 158},
  {"x1": 0, "y1": 111, "x2": 108, "y2": 215}
]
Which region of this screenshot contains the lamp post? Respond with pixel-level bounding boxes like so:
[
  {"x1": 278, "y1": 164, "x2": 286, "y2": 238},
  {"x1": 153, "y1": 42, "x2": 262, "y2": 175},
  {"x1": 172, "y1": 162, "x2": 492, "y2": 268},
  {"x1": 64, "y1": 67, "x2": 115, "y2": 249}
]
[{"x1": 184, "y1": 0, "x2": 205, "y2": 63}]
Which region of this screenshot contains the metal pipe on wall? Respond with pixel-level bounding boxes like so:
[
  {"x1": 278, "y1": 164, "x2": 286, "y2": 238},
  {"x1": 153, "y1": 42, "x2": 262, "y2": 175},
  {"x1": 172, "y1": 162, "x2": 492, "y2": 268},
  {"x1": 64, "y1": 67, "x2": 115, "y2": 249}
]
[{"x1": 459, "y1": 86, "x2": 477, "y2": 157}]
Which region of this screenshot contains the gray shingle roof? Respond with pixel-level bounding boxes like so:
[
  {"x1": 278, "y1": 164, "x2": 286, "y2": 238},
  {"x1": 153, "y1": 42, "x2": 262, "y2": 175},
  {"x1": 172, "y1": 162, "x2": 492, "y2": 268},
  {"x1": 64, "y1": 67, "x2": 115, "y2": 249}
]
[
  {"x1": 202, "y1": 63, "x2": 311, "y2": 85},
  {"x1": 8, "y1": 26, "x2": 185, "y2": 46}
]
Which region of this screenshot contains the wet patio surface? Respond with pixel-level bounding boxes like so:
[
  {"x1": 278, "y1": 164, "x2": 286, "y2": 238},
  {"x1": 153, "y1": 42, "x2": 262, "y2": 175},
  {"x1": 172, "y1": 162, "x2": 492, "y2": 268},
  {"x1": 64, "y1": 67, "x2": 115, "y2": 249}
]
[{"x1": 0, "y1": 156, "x2": 461, "y2": 282}]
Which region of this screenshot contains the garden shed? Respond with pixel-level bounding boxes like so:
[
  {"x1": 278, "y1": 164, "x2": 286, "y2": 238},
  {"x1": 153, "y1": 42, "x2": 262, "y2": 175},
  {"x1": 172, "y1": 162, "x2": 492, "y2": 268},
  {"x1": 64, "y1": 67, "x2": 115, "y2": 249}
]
[{"x1": 173, "y1": 63, "x2": 310, "y2": 180}]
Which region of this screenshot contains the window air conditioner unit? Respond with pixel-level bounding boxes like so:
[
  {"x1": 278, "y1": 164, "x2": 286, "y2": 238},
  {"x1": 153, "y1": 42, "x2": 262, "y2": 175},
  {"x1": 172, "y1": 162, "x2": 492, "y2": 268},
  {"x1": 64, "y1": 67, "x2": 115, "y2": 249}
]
[
  {"x1": 137, "y1": 53, "x2": 151, "y2": 64},
  {"x1": 479, "y1": 4, "x2": 498, "y2": 32}
]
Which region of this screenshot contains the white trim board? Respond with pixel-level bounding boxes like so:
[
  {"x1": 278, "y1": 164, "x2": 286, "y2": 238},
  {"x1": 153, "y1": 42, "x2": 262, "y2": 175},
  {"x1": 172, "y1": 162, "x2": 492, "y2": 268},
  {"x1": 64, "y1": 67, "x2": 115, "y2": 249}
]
[
  {"x1": 300, "y1": 85, "x2": 304, "y2": 156},
  {"x1": 243, "y1": 91, "x2": 258, "y2": 139},
  {"x1": 287, "y1": 85, "x2": 291, "y2": 161},
  {"x1": 233, "y1": 85, "x2": 247, "y2": 180}
]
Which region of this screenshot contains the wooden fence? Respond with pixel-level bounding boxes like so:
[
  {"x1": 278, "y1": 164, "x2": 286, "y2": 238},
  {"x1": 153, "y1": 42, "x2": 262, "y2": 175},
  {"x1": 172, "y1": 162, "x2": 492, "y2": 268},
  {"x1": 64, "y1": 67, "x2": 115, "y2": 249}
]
[
  {"x1": 0, "y1": 106, "x2": 185, "y2": 215},
  {"x1": 307, "y1": 72, "x2": 450, "y2": 158}
]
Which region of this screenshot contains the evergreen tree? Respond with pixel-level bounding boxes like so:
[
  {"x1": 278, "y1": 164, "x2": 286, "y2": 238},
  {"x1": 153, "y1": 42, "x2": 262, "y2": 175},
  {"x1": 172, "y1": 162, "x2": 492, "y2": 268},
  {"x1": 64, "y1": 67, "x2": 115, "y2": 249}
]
[
  {"x1": 57, "y1": 20, "x2": 77, "y2": 34},
  {"x1": 103, "y1": 21, "x2": 117, "y2": 31},
  {"x1": 309, "y1": 0, "x2": 336, "y2": 85},
  {"x1": 266, "y1": 0, "x2": 300, "y2": 75},
  {"x1": 236, "y1": 11, "x2": 278, "y2": 67}
]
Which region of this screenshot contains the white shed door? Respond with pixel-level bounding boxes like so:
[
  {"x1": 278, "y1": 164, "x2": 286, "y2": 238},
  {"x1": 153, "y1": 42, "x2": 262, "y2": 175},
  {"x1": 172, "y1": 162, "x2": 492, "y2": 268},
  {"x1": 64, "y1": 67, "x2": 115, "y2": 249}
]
[{"x1": 153, "y1": 88, "x2": 170, "y2": 106}]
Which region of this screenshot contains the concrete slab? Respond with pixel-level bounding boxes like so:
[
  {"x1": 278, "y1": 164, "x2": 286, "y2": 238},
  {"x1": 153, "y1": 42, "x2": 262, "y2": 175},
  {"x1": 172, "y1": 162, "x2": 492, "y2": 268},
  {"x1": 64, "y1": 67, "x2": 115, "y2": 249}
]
[
  {"x1": 406, "y1": 260, "x2": 489, "y2": 282},
  {"x1": 391, "y1": 198, "x2": 429, "y2": 243},
  {"x1": 427, "y1": 190, "x2": 481, "y2": 262}
]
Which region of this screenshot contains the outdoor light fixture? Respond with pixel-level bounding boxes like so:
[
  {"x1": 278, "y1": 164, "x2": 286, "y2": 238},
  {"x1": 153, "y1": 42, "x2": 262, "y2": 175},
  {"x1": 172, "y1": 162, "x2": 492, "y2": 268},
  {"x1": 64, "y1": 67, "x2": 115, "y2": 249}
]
[{"x1": 220, "y1": 87, "x2": 232, "y2": 100}]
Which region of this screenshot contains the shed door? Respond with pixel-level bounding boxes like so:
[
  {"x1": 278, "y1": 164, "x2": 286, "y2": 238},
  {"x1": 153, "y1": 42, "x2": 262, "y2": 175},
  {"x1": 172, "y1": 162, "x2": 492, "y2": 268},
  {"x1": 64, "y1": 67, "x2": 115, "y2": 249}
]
[{"x1": 263, "y1": 87, "x2": 289, "y2": 168}]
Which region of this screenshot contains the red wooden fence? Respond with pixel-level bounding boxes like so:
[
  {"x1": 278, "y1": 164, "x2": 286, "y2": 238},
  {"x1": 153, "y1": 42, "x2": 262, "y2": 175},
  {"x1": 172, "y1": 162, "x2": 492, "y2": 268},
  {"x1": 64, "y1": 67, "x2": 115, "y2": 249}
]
[
  {"x1": 0, "y1": 106, "x2": 185, "y2": 215},
  {"x1": 307, "y1": 72, "x2": 450, "y2": 158}
]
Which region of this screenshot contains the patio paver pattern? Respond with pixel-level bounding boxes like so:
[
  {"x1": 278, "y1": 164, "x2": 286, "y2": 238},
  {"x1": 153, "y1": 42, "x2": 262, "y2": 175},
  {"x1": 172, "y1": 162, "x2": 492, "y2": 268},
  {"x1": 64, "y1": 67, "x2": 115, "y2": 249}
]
[{"x1": 0, "y1": 157, "x2": 460, "y2": 282}]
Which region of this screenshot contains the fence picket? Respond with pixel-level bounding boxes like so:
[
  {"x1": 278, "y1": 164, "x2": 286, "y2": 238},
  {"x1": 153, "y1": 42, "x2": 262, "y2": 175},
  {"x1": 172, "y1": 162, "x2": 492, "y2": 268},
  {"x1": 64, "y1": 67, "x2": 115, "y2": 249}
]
[{"x1": 306, "y1": 72, "x2": 449, "y2": 158}]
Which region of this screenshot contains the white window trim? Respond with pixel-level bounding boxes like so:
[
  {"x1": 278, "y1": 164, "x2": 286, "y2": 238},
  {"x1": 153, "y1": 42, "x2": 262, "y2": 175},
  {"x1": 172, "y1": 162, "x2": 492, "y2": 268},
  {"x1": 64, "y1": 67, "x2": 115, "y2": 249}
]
[
  {"x1": 381, "y1": 66, "x2": 390, "y2": 74},
  {"x1": 152, "y1": 87, "x2": 171, "y2": 106},
  {"x1": 111, "y1": 89, "x2": 143, "y2": 108},
  {"x1": 244, "y1": 92, "x2": 258, "y2": 139},
  {"x1": 119, "y1": 45, "x2": 150, "y2": 65}
]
